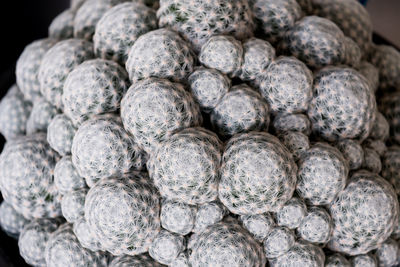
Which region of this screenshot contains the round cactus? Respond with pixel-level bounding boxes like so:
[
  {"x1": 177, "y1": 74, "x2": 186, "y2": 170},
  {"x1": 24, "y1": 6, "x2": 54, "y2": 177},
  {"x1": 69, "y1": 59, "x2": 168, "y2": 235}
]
[
  {"x1": 219, "y1": 132, "x2": 297, "y2": 215},
  {"x1": 199, "y1": 35, "x2": 243, "y2": 77},
  {"x1": 275, "y1": 197, "x2": 307, "y2": 230},
  {"x1": 278, "y1": 131, "x2": 310, "y2": 161},
  {"x1": 84, "y1": 173, "x2": 161, "y2": 256},
  {"x1": 54, "y1": 156, "x2": 87, "y2": 195},
  {"x1": 325, "y1": 253, "x2": 351, "y2": 267},
  {"x1": 189, "y1": 220, "x2": 266, "y2": 267},
  {"x1": 251, "y1": 0, "x2": 302, "y2": 44},
  {"x1": 381, "y1": 147, "x2": 400, "y2": 195},
  {"x1": 357, "y1": 61, "x2": 379, "y2": 93},
  {"x1": 0, "y1": 134, "x2": 61, "y2": 219},
  {"x1": 240, "y1": 213, "x2": 275, "y2": 242},
  {"x1": 16, "y1": 38, "x2": 56, "y2": 102},
  {"x1": 193, "y1": 201, "x2": 227, "y2": 233},
  {"x1": 47, "y1": 114, "x2": 76, "y2": 156},
  {"x1": 148, "y1": 127, "x2": 222, "y2": 204},
  {"x1": 188, "y1": 67, "x2": 231, "y2": 113},
  {"x1": 369, "y1": 112, "x2": 390, "y2": 141},
  {"x1": 126, "y1": 29, "x2": 195, "y2": 83},
  {"x1": 210, "y1": 84, "x2": 270, "y2": 138},
  {"x1": 375, "y1": 238, "x2": 399, "y2": 267},
  {"x1": 45, "y1": 223, "x2": 106, "y2": 267},
  {"x1": 328, "y1": 170, "x2": 399, "y2": 255},
  {"x1": 73, "y1": 218, "x2": 103, "y2": 252},
  {"x1": 308, "y1": 67, "x2": 376, "y2": 141},
  {"x1": 94, "y1": 2, "x2": 157, "y2": 64},
  {"x1": 335, "y1": 139, "x2": 364, "y2": 171},
  {"x1": 109, "y1": 254, "x2": 164, "y2": 267},
  {"x1": 148, "y1": 229, "x2": 185, "y2": 265},
  {"x1": 61, "y1": 188, "x2": 87, "y2": 223},
  {"x1": 272, "y1": 113, "x2": 311, "y2": 136},
  {"x1": 157, "y1": 0, "x2": 254, "y2": 52},
  {"x1": 48, "y1": 9, "x2": 75, "y2": 40},
  {"x1": 370, "y1": 45, "x2": 400, "y2": 90},
  {"x1": 0, "y1": 85, "x2": 32, "y2": 140},
  {"x1": 362, "y1": 148, "x2": 382, "y2": 174},
  {"x1": 365, "y1": 137, "x2": 387, "y2": 157},
  {"x1": 71, "y1": 0, "x2": 86, "y2": 11},
  {"x1": 281, "y1": 16, "x2": 346, "y2": 68},
  {"x1": 121, "y1": 78, "x2": 201, "y2": 154},
  {"x1": 296, "y1": 143, "x2": 348, "y2": 206},
  {"x1": 258, "y1": 56, "x2": 313, "y2": 115},
  {"x1": 26, "y1": 98, "x2": 58, "y2": 134},
  {"x1": 263, "y1": 226, "x2": 295, "y2": 258},
  {"x1": 238, "y1": 38, "x2": 275, "y2": 84},
  {"x1": 0, "y1": 201, "x2": 29, "y2": 239},
  {"x1": 72, "y1": 115, "x2": 146, "y2": 186},
  {"x1": 160, "y1": 200, "x2": 196, "y2": 235},
  {"x1": 63, "y1": 59, "x2": 130, "y2": 126},
  {"x1": 171, "y1": 252, "x2": 190, "y2": 267},
  {"x1": 297, "y1": 206, "x2": 332, "y2": 244},
  {"x1": 343, "y1": 36, "x2": 362, "y2": 68},
  {"x1": 350, "y1": 254, "x2": 378, "y2": 267},
  {"x1": 269, "y1": 241, "x2": 325, "y2": 267},
  {"x1": 379, "y1": 92, "x2": 400, "y2": 145},
  {"x1": 38, "y1": 39, "x2": 94, "y2": 109},
  {"x1": 18, "y1": 218, "x2": 61, "y2": 267}
]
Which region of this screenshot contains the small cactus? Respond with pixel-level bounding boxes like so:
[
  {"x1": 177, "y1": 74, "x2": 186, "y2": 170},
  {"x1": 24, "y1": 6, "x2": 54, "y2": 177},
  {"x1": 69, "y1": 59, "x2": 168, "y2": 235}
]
[
  {"x1": 370, "y1": 45, "x2": 400, "y2": 90},
  {"x1": 148, "y1": 229, "x2": 185, "y2": 265},
  {"x1": 362, "y1": 147, "x2": 382, "y2": 174},
  {"x1": 26, "y1": 98, "x2": 58, "y2": 134},
  {"x1": 343, "y1": 36, "x2": 361, "y2": 68},
  {"x1": 54, "y1": 156, "x2": 87, "y2": 195},
  {"x1": 47, "y1": 114, "x2": 76, "y2": 156},
  {"x1": 275, "y1": 197, "x2": 307, "y2": 230},
  {"x1": 297, "y1": 206, "x2": 332, "y2": 244},
  {"x1": 61, "y1": 188, "x2": 87, "y2": 223},
  {"x1": 263, "y1": 226, "x2": 295, "y2": 258},
  {"x1": 325, "y1": 253, "x2": 351, "y2": 267},
  {"x1": 193, "y1": 201, "x2": 227, "y2": 233},
  {"x1": 350, "y1": 254, "x2": 378, "y2": 267},
  {"x1": 48, "y1": 9, "x2": 75, "y2": 40},
  {"x1": 73, "y1": 218, "x2": 103, "y2": 252},
  {"x1": 357, "y1": 61, "x2": 379, "y2": 93},
  {"x1": 272, "y1": 113, "x2": 311, "y2": 136},
  {"x1": 269, "y1": 241, "x2": 325, "y2": 267},
  {"x1": 381, "y1": 147, "x2": 400, "y2": 195},
  {"x1": 240, "y1": 213, "x2": 275, "y2": 242},
  {"x1": 375, "y1": 238, "x2": 399, "y2": 267},
  {"x1": 369, "y1": 112, "x2": 390, "y2": 141},
  {"x1": 379, "y1": 92, "x2": 400, "y2": 145},
  {"x1": 335, "y1": 139, "x2": 364, "y2": 171},
  {"x1": 160, "y1": 199, "x2": 196, "y2": 235},
  {"x1": 278, "y1": 131, "x2": 310, "y2": 161},
  {"x1": 0, "y1": 201, "x2": 29, "y2": 239}
]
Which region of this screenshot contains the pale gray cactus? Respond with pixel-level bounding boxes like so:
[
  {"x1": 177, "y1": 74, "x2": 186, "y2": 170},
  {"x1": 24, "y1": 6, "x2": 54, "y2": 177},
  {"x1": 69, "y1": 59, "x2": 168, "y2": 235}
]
[
  {"x1": 63, "y1": 59, "x2": 130, "y2": 126},
  {"x1": 0, "y1": 134, "x2": 61, "y2": 219},
  {"x1": 375, "y1": 238, "x2": 399, "y2": 267},
  {"x1": 71, "y1": 0, "x2": 86, "y2": 11},
  {"x1": 259, "y1": 56, "x2": 313, "y2": 115},
  {"x1": 362, "y1": 148, "x2": 382, "y2": 174},
  {"x1": 193, "y1": 201, "x2": 227, "y2": 233},
  {"x1": 16, "y1": 38, "x2": 56, "y2": 102},
  {"x1": 275, "y1": 197, "x2": 307, "y2": 230},
  {"x1": 369, "y1": 112, "x2": 390, "y2": 141},
  {"x1": 45, "y1": 223, "x2": 107, "y2": 267},
  {"x1": 335, "y1": 139, "x2": 364, "y2": 170},
  {"x1": 381, "y1": 147, "x2": 400, "y2": 195},
  {"x1": 297, "y1": 206, "x2": 332, "y2": 244},
  {"x1": 364, "y1": 139, "x2": 387, "y2": 157},
  {"x1": 72, "y1": 115, "x2": 146, "y2": 186},
  {"x1": 325, "y1": 253, "x2": 351, "y2": 267},
  {"x1": 311, "y1": 0, "x2": 373, "y2": 54},
  {"x1": 308, "y1": 67, "x2": 376, "y2": 141},
  {"x1": 149, "y1": 229, "x2": 185, "y2": 265},
  {"x1": 121, "y1": 78, "x2": 201, "y2": 154},
  {"x1": 238, "y1": 38, "x2": 276, "y2": 84},
  {"x1": 370, "y1": 45, "x2": 400, "y2": 90},
  {"x1": 84, "y1": 173, "x2": 161, "y2": 255},
  {"x1": 54, "y1": 156, "x2": 87, "y2": 195},
  {"x1": 278, "y1": 131, "x2": 310, "y2": 161},
  {"x1": 109, "y1": 254, "x2": 164, "y2": 267},
  {"x1": 219, "y1": 132, "x2": 297, "y2": 215},
  {"x1": 189, "y1": 220, "x2": 266, "y2": 267},
  {"x1": 350, "y1": 254, "x2": 378, "y2": 267},
  {"x1": 47, "y1": 114, "x2": 76, "y2": 156},
  {"x1": 379, "y1": 92, "x2": 400, "y2": 145},
  {"x1": 296, "y1": 143, "x2": 348, "y2": 206},
  {"x1": 272, "y1": 113, "x2": 311, "y2": 136},
  {"x1": 269, "y1": 241, "x2": 325, "y2": 267},
  {"x1": 73, "y1": 218, "x2": 103, "y2": 252},
  {"x1": 263, "y1": 226, "x2": 295, "y2": 258},
  {"x1": 94, "y1": 2, "x2": 157, "y2": 64},
  {"x1": 0, "y1": 85, "x2": 32, "y2": 140},
  {"x1": 26, "y1": 98, "x2": 58, "y2": 134},
  {"x1": 328, "y1": 170, "x2": 399, "y2": 255},
  {"x1": 199, "y1": 35, "x2": 243, "y2": 77},
  {"x1": 240, "y1": 213, "x2": 275, "y2": 242},
  {"x1": 170, "y1": 252, "x2": 190, "y2": 267},
  {"x1": 157, "y1": 0, "x2": 254, "y2": 52},
  {"x1": 0, "y1": 201, "x2": 29, "y2": 239},
  {"x1": 188, "y1": 67, "x2": 231, "y2": 113},
  {"x1": 18, "y1": 218, "x2": 61, "y2": 267},
  {"x1": 343, "y1": 36, "x2": 361, "y2": 68},
  {"x1": 210, "y1": 84, "x2": 270, "y2": 138},
  {"x1": 38, "y1": 39, "x2": 94, "y2": 109},
  {"x1": 280, "y1": 16, "x2": 346, "y2": 68},
  {"x1": 148, "y1": 127, "x2": 222, "y2": 204},
  {"x1": 160, "y1": 200, "x2": 196, "y2": 235},
  {"x1": 126, "y1": 29, "x2": 195, "y2": 83},
  {"x1": 251, "y1": 0, "x2": 302, "y2": 44},
  {"x1": 357, "y1": 61, "x2": 379, "y2": 93},
  {"x1": 61, "y1": 188, "x2": 87, "y2": 223},
  {"x1": 49, "y1": 9, "x2": 75, "y2": 40}
]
